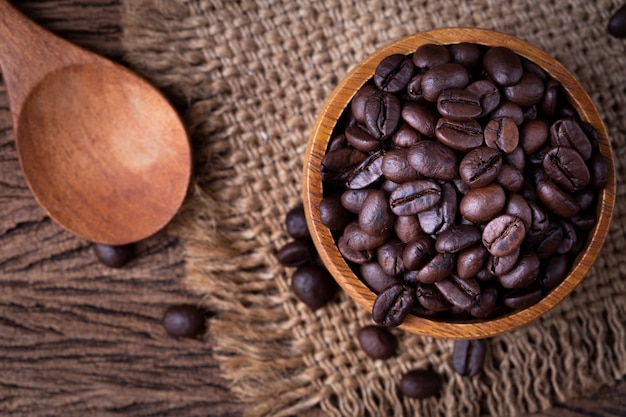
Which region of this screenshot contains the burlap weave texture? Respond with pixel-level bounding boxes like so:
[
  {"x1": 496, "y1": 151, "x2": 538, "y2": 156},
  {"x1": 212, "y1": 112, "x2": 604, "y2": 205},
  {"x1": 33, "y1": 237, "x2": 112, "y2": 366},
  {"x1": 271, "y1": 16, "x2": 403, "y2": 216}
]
[{"x1": 122, "y1": 1, "x2": 626, "y2": 416}]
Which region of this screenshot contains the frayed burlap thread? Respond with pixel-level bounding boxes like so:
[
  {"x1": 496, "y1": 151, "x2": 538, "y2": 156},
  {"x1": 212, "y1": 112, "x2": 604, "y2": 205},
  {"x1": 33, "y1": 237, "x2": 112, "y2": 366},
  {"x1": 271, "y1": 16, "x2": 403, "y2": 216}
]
[{"x1": 122, "y1": 1, "x2": 626, "y2": 416}]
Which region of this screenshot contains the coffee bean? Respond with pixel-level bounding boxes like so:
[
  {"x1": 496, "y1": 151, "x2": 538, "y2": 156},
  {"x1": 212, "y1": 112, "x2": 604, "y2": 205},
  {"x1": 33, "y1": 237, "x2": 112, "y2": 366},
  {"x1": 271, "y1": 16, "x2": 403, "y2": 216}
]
[
  {"x1": 549, "y1": 119, "x2": 592, "y2": 160},
  {"x1": 589, "y1": 149, "x2": 609, "y2": 190},
  {"x1": 541, "y1": 79, "x2": 559, "y2": 118},
  {"x1": 434, "y1": 275, "x2": 480, "y2": 310},
  {"x1": 435, "y1": 224, "x2": 482, "y2": 253},
  {"x1": 437, "y1": 89, "x2": 482, "y2": 119},
  {"x1": 482, "y1": 214, "x2": 526, "y2": 257},
  {"x1": 359, "y1": 189, "x2": 394, "y2": 237},
  {"x1": 487, "y1": 247, "x2": 520, "y2": 277},
  {"x1": 520, "y1": 119, "x2": 549, "y2": 155},
  {"x1": 539, "y1": 254, "x2": 569, "y2": 288},
  {"x1": 392, "y1": 124, "x2": 422, "y2": 148},
  {"x1": 505, "y1": 193, "x2": 532, "y2": 231},
  {"x1": 343, "y1": 220, "x2": 389, "y2": 252},
  {"x1": 351, "y1": 84, "x2": 378, "y2": 124},
  {"x1": 408, "y1": 140, "x2": 458, "y2": 181},
  {"x1": 421, "y1": 63, "x2": 470, "y2": 102},
  {"x1": 400, "y1": 369, "x2": 443, "y2": 399},
  {"x1": 321, "y1": 147, "x2": 367, "y2": 183},
  {"x1": 435, "y1": 117, "x2": 483, "y2": 151},
  {"x1": 536, "y1": 179, "x2": 580, "y2": 218},
  {"x1": 503, "y1": 285, "x2": 542, "y2": 310},
  {"x1": 453, "y1": 339, "x2": 486, "y2": 377},
  {"x1": 406, "y1": 73, "x2": 425, "y2": 101},
  {"x1": 358, "y1": 325, "x2": 398, "y2": 359},
  {"x1": 374, "y1": 53, "x2": 415, "y2": 93},
  {"x1": 498, "y1": 251, "x2": 540, "y2": 289},
  {"x1": 285, "y1": 205, "x2": 310, "y2": 239},
  {"x1": 403, "y1": 235, "x2": 436, "y2": 270},
  {"x1": 319, "y1": 194, "x2": 353, "y2": 230},
  {"x1": 276, "y1": 240, "x2": 317, "y2": 267},
  {"x1": 417, "y1": 182, "x2": 457, "y2": 234},
  {"x1": 460, "y1": 183, "x2": 506, "y2": 224},
  {"x1": 456, "y1": 244, "x2": 488, "y2": 279},
  {"x1": 416, "y1": 283, "x2": 452, "y2": 312},
  {"x1": 416, "y1": 252, "x2": 456, "y2": 284},
  {"x1": 491, "y1": 101, "x2": 524, "y2": 125},
  {"x1": 365, "y1": 91, "x2": 401, "y2": 140},
  {"x1": 360, "y1": 262, "x2": 400, "y2": 293},
  {"x1": 503, "y1": 72, "x2": 545, "y2": 107},
  {"x1": 449, "y1": 42, "x2": 481, "y2": 68},
  {"x1": 484, "y1": 117, "x2": 519, "y2": 153},
  {"x1": 291, "y1": 264, "x2": 338, "y2": 310},
  {"x1": 401, "y1": 101, "x2": 438, "y2": 137},
  {"x1": 483, "y1": 46, "x2": 523, "y2": 86},
  {"x1": 466, "y1": 79, "x2": 501, "y2": 117},
  {"x1": 377, "y1": 239, "x2": 406, "y2": 276},
  {"x1": 381, "y1": 148, "x2": 421, "y2": 183},
  {"x1": 341, "y1": 189, "x2": 370, "y2": 213},
  {"x1": 394, "y1": 214, "x2": 424, "y2": 243},
  {"x1": 496, "y1": 164, "x2": 524, "y2": 193},
  {"x1": 608, "y1": 5, "x2": 626, "y2": 38},
  {"x1": 459, "y1": 146, "x2": 502, "y2": 188},
  {"x1": 412, "y1": 43, "x2": 450, "y2": 69},
  {"x1": 94, "y1": 243, "x2": 135, "y2": 268},
  {"x1": 389, "y1": 179, "x2": 442, "y2": 216},
  {"x1": 543, "y1": 147, "x2": 590, "y2": 192},
  {"x1": 345, "y1": 125, "x2": 383, "y2": 153},
  {"x1": 162, "y1": 305, "x2": 206, "y2": 338},
  {"x1": 470, "y1": 286, "x2": 499, "y2": 318},
  {"x1": 372, "y1": 283, "x2": 416, "y2": 327},
  {"x1": 345, "y1": 149, "x2": 385, "y2": 189}
]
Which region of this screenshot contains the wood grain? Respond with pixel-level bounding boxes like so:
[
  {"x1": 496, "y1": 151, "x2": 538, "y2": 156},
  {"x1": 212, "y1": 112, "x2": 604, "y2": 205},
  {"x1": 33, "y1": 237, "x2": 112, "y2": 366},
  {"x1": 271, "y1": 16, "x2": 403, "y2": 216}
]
[
  {"x1": 303, "y1": 28, "x2": 616, "y2": 340},
  {"x1": 0, "y1": 2, "x2": 623, "y2": 416}
]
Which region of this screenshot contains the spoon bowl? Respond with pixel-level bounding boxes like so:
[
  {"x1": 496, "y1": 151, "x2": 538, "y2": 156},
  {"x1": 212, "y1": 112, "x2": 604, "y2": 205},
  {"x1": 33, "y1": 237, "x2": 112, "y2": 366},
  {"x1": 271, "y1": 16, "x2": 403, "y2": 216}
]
[{"x1": 0, "y1": 0, "x2": 191, "y2": 245}]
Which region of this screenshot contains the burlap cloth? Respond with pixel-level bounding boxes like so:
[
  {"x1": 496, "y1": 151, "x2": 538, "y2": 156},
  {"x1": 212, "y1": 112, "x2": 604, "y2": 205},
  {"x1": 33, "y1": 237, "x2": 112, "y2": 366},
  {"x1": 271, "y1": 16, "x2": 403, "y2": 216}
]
[{"x1": 122, "y1": 1, "x2": 626, "y2": 416}]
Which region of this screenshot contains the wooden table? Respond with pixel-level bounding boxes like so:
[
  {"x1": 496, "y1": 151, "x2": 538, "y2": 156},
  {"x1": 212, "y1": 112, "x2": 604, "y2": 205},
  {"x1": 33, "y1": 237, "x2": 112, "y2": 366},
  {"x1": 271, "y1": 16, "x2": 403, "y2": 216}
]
[{"x1": 0, "y1": 1, "x2": 623, "y2": 416}]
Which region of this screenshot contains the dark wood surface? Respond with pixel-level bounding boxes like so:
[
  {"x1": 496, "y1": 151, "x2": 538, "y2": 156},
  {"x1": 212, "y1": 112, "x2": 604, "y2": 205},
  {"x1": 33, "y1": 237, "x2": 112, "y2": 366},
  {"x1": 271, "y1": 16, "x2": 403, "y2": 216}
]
[{"x1": 0, "y1": 1, "x2": 623, "y2": 416}]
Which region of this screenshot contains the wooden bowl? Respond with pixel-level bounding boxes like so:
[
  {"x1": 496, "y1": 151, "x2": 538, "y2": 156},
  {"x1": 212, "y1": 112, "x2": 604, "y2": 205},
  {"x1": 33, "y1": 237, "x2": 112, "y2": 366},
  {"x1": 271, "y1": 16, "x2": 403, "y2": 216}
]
[{"x1": 302, "y1": 28, "x2": 616, "y2": 339}]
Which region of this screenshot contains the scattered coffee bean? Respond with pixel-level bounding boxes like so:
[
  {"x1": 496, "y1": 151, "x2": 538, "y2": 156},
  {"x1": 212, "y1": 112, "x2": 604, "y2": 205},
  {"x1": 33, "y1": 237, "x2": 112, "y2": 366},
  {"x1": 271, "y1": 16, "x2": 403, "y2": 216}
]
[
  {"x1": 276, "y1": 240, "x2": 317, "y2": 267},
  {"x1": 608, "y1": 5, "x2": 626, "y2": 38},
  {"x1": 93, "y1": 243, "x2": 135, "y2": 268},
  {"x1": 285, "y1": 205, "x2": 310, "y2": 239},
  {"x1": 162, "y1": 305, "x2": 206, "y2": 338},
  {"x1": 400, "y1": 368, "x2": 443, "y2": 399},
  {"x1": 452, "y1": 339, "x2": 487, "y2": 377},
  {"x1": 358, "y1": 325, "x2": 398, "y2": 359},
  {"x1": 291, "y1": 264, "x2": 338, "y2": 311}
]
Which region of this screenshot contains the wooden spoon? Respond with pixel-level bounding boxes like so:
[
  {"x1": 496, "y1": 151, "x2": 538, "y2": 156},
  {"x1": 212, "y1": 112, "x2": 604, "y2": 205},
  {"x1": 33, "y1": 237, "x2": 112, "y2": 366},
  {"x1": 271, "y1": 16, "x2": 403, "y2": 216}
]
[{"x1": 0, "y1": 0, "x2": 191, "y2": 245}]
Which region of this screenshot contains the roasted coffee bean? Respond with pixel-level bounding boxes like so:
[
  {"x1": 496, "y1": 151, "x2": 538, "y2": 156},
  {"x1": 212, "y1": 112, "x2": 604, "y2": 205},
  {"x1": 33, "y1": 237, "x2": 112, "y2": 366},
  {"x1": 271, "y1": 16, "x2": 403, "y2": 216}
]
[
  {"x1": 321, "y1": 147, "x2": 367, "y2": 183},
  {"x1": 327, "y1": 133, "x2": 348, "y2": 152},
  {"x1": 437, "y1": 89, "x2": 482, "y2": 119},
  {"x1": 393, "y1": 124, "x2": 422, "y2": 148},
  {"x1": 381, "y1": 148, "x2": 420, "y2": 183},
  {"x1": 466, "y1": 79, "x2": 501, "y2": 117},
  {"x1": 319, "y1": 194, "x2": 352, "y2": 230},
  {"x1": 589, "y1": 149, "x2": 609, "y2": 190},
  {"x1": 291, "y1": 264, "x2": 338, "y2": 310},
  {"x1": 453, "y1": 339, "x2": 486, "y2": 377},
  {"x1": 487, "y1": 247, "x2": 520, "y2": 277},
  {"x1": 343, "y1": 220, "x2": 389, "y2": 251},
  {"x1": 533, "y1": 222, "x2": 564, "y2": 260},
  {"x1": 408, "y1": 140, "x2": 458, "y2": 181},
  {"x1": 484, "y1": 117, "x2": 519, "y2": 153},
  {"x1": 483, "y1": 46, "x2": 523, "y2": 86},
  {"x1": 377, "y1": 239, "x2": 406, "y2": 276},
  {"x1": 416, "y1": 252, "x2": 456, "y2": 284},
  {"x1": 403, "y1": 235, "x2": 436, "y2": 270},
  {"x1": 490, "y1": 101, "x2": 524, "y2": 125},
  {"x1": 503, "y1": 72, "x2": 545, "y2": 107},
  {"x1": 482, "y1": 214, "x2": 526, "y2": 257},
  {"x1": 496, "y1": 164, "x2": 524, "y2": 192},
  {"x1": 435, "y1": 224, "x2": 482, "y2": 253},
  {"x1": 400, "y1": 369, "x2": 443, "y2": 399},
  {"x1": 505, "y1": 146, "x2": 526, "y2": 172},
  {"x1": 539, "y1": 254, "x2": 569, "y2": 288},
  {"x1": 421, "y1": 63, "x2": 470, "y2": 102},
  {"x1": 351, "y1": 84, "x2": 378, "y2": 124},
  {"x1": 527, "y1": 200, "x2": 549, "y2": 236},
  {"x1": 285, "y1": 205, "x2": 310, "y2": 239},
  {"x1": 374, "y1": 53, "x2": 415, "y2": 93},
  {"x1": 358, "y1": 325, "x2": 398, "y2": 359},
  {"x1": 359, "y1": 189, "x2": 394, "y2": 237},
  {"x1": 470, "y1": 286, "x2": 499, "y2": 318},
  {"x1": 389, "y1": 179, "x2": 442, "y2": 216},
  {"x1": 361, "y1": 262, "x2": 400, "y2": 293},
  {"x1": 345, "y1": 125, "x2": 383, "y2": 153},
  {"x1": 412, "y1": 43, "x2": 450, "y2": 69},
  {"x1": 401, "y1": 101, "x2": 438, "y2": 137},
  {"x1": 93, "y1": 243, "x2": 135, "y2": 268},
  {"x1": 570, "y1": 212, "x2": 597, "y2": 231},
  {"x1": 394, "y1": 215, "x2": 424, "y2": 243},
  {"x1": 345, "y1": 149, "x2": 385, "y2": 189},
  {"x1": 417, "y1": 182, "x2": 457, "y2": 234},
  {"x1": 505, "y1": 193, "x2": 532, "y2": 232},
  {"x1": 541, "y1": 79, "x2": 559, "y2": 118},
  {"x1": 276, "y1": 240, "x2": 317, "y2": 267},
  {"x1": 608, "y1": 5, "x2": 626, "y2": 38},
  {"x1": 520, "y1": 119, "x2": 549, "y2": 155},
  {"x1": 338, "y1": 234, "x2": 372, "y2": 264},
  {"x1": 556, "y1": 220, "x2": 577, "y2": 254},
  {"x1": 162, "y1": 305, "x2": 206, "y2": 338},
  {"x1": 435, "y1": 275, "x2": 480, "y2": 310},
  {"x1": 536, "y1": 179, "x2": 580, "y2": 217},
  {"x1": 457, "y1": 244, "x2": 488, "y2": 279},
  {"x1": 372, "y1": 283, "x2": 416, "y2": 327},
  {"x1": 435, "y1": 117, "x2": 483, "y2": 151},
  {"x1": 341, "y1": 189, "x2": 370, "y2": 213},
  {"x1": 449, "y1": 42, "x2": 481, "y2": 68},
  {"x1": 498, "y1": 251, "x2": 540, "y2": 289},
  {"x1": 459, "y1": 146, "x2": 502, "y2": 188},
  {"x1": 417, "y1": 283, "x2": 452, "y2": 312},
  {"x1": 365, "y1": 91, "x2": 401, "y2": 140},
  {"x1": 460, "y1": 183, "x2": 506, "y2": 224},
  {"x1": 406, "y1": 73, "x2": 425, "y2": 101},
  {"x1": 543, "y1": 147, "x2": 590, "y2": 192},
  {"x1": 503, "y1": 285, "x2": 542, "y2": 310},
  {"x1": 549, "y1": 119, "x2": 592, "y2": 160}
]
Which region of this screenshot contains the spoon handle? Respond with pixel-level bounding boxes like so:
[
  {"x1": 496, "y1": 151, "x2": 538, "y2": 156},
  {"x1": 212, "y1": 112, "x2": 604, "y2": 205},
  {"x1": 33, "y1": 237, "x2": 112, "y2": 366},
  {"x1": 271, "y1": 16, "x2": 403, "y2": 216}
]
[{"x1": 0, "y1": 0, "x2": 101, "y2": 121}]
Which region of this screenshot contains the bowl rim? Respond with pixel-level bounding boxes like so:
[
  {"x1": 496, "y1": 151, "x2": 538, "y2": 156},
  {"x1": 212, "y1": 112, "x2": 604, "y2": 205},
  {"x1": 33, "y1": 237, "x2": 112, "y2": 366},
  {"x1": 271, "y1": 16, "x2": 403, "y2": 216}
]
[{"x1": 302, "y1": 27, "x2": 616, "y2": 339}]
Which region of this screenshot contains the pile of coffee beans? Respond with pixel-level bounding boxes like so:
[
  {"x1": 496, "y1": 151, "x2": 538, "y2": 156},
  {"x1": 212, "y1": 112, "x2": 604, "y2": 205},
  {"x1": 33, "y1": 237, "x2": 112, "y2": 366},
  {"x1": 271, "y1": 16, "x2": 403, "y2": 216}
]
[
  {"x1": 319, "y1": 42, "x2": 609, "y2": 327},
  {"x1": 276, "y1": 205, "x2": 339, "y2": 310}
]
